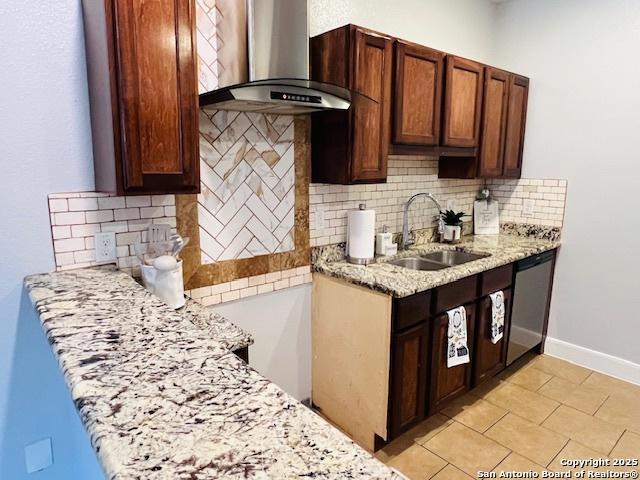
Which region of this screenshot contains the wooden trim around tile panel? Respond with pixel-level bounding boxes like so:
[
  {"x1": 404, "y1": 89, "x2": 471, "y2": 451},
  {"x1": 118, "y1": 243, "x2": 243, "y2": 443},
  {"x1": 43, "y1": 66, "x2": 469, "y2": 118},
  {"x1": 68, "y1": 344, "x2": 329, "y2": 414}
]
[{"x1": 177, "y1": 117, "x2": 311, "y2": 290}]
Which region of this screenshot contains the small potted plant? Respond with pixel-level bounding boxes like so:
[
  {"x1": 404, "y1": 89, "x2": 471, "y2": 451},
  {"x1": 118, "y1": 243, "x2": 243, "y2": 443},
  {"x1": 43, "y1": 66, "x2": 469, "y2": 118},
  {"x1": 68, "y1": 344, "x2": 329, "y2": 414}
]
[{"x1": 440, "y1": 210, "x2": 466, "y2": 242}]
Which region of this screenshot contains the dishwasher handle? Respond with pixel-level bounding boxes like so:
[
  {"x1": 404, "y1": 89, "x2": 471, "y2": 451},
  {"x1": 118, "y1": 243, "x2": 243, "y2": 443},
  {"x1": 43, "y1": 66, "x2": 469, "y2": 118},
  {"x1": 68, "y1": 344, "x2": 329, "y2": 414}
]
[{"x1": 516, "y1": 249, "x2": 555, "y2": 271}]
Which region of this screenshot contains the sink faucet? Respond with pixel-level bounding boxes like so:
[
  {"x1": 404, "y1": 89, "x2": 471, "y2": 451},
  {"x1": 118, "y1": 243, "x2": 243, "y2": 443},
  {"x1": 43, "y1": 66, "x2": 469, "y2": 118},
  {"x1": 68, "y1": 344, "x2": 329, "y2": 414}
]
[{"x1": 401, "y1": 193, "x2": 444, "y2": 250}]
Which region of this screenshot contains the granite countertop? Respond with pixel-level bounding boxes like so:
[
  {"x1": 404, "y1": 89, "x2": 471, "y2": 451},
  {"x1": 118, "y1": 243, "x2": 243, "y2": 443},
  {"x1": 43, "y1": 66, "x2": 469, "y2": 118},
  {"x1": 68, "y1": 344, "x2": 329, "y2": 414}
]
[
  {"x1": 177, "y1": 298, "x2": 253, "y2": 352},
  {"x1": 24, "y1": 266, "x2": 402, "y2": 480},
  {"x1": 314, "y1": 233, "x2": 561, "y2": 298}
]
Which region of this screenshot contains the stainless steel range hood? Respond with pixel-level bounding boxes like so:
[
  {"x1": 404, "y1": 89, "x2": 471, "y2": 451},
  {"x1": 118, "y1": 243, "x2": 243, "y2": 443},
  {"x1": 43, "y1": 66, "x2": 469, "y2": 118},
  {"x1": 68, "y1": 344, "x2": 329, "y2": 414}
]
[{"x1": 199, "y1": 0, "x2": 351, "y2": 115}]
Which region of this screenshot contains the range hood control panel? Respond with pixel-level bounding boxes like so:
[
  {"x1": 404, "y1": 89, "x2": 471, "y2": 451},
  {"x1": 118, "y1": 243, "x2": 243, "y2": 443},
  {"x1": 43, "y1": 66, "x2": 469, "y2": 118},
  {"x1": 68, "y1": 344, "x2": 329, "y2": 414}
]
[{"x1": 271, "y1": 91, "x2": 322, "y2": 104}]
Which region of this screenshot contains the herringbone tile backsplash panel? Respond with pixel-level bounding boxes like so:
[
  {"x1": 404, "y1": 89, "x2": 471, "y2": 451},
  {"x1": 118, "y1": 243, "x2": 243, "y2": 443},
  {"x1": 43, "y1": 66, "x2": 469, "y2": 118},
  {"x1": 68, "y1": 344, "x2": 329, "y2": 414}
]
[{"x1": 196, "y1": 0, "x2": 296, "y2": 264}]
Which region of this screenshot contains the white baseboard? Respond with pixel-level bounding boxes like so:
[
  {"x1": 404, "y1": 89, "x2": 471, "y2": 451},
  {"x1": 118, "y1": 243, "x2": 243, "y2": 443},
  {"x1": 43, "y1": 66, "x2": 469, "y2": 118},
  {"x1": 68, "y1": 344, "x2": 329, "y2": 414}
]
[{"x1": 544, "y1": 336, "x2": 640, "y2": 386}]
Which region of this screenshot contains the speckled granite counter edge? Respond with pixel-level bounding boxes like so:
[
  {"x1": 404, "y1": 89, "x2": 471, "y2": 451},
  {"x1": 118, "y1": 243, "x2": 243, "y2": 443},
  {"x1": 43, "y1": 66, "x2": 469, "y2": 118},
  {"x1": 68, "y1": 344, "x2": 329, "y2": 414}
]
[
  {"x1": 178, "y1": 297, "x2": 253, "y2": 351},
  {"x1": 23, "y1": 266, "x2": 401, "y2": 479},
  {"x1": 313, "y1": 234, "x2": 561, "y2": 298}
]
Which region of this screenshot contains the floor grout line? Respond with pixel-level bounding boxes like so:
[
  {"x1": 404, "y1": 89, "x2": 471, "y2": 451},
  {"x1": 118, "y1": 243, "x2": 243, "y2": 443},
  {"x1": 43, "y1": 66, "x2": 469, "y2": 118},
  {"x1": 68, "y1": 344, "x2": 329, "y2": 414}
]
[
  {"x1": 540, "y1": 401, "x2": 562, "y2": 424},
  {"x1": 545, "y1": 437, "x2": 571, "y2": 468},
  {"x1": 482, "y1": 408, "x2": 509, "y2": 434},
  {"x1": 534, "y1": 371, "x2": 554, "y2": 392},
  {"x1": 607, "y1": 427, "x2": 627, "y2": 457},
  {"x1": 425, "y1": 460, "x2": 448, "y2": 480},
  {"x1": 592, "y1": 394, "x2": 610, "y2": 417}
]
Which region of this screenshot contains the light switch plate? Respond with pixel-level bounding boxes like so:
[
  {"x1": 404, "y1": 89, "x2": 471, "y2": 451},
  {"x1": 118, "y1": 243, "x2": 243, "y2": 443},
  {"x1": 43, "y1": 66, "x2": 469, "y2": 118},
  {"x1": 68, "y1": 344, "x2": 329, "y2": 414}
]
[
  {"x1": 523, "y1": 199, "x2": 535, "y2": 216},
  {"x1": 25, "y1": 438, "x2": 53, "y2": 473},
  {"x1": 95, "y1": 231, "x2": 117, "y2": 262}
]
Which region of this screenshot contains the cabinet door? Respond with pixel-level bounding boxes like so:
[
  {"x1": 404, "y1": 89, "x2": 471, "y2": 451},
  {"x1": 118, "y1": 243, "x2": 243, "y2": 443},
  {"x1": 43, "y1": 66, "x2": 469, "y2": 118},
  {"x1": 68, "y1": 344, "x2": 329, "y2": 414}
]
[
  {"x1": 429, "y1": 303, "x2": 476, "y2": 414},
  {"x1": 478, "y1": 68, "x2": 509, "y2": 177},
  {"x1": 113, "y1": 0, "x2": 199, "y2": 193},
  {"x1": 350, "y1": 28, "x2": 392, "y2": 182},
  {"x1": 390, "y1": 323, "x2": 429, "y2": 438},
  {"x1": 392, "y1": 41, "x2": 444, "y2": 146},
  {"x1": 474, "y1": 289, "x2": 512, "y2": 386},
  {"x1": 503, "y1": 74, "x2": 529, "y2": 178},
  {"x1": 441, "y1": 56, "x2": 484, "y2": 148}
]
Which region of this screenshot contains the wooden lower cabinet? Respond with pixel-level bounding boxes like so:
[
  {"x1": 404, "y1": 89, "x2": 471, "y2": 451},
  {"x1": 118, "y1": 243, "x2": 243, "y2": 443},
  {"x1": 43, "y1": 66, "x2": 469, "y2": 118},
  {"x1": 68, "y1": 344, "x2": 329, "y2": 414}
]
[
  {"x1": 312, "y1": 259, "x2": 538, "y2": 448},
  {"x1": 390, "y1": 322, "x2": 429, "y2": 438},
  {"x1": 473, "y1": 289, "x2": 512, "y2": 385},
  {"x1": 428, "y1": 303, "x2": 476, "y2": 414}
]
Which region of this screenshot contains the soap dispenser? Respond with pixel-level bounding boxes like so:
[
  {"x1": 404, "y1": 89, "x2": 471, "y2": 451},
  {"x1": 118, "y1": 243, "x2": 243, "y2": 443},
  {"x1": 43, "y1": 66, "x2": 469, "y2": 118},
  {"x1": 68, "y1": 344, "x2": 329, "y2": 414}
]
[{"x1": 375, "y1": 225, "x2": 396, "y2": 256}]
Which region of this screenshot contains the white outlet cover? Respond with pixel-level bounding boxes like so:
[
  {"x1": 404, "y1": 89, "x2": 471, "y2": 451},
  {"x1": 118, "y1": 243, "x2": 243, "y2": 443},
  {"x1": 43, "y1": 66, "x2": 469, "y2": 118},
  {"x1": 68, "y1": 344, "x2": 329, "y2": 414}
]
[
  {"x1": 445, "y1": 199, "x2": 456, "y2": 211},
  {"x1": 95, "y1": 231, "x2": 117, "y2": 262},
  {"x1": 25, "y1": 437, "x2": 53, "y2": 473},
  {"x1": 523, "y1": 199, "x2": 535, "y2": 216}
]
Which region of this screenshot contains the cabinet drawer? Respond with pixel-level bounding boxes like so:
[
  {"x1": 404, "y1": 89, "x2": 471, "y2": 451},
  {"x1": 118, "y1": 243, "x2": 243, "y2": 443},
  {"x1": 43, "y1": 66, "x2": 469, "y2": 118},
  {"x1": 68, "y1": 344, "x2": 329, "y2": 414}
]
[
  {"x1": 433, "y1": 275, "x2": 478, "y2": 313},
  {"x1": 393, "y1": 290, "x2": 432, "y2": 331},
  {"x1": 481, "y1": 264, "x2": 514, "y2": 296}
]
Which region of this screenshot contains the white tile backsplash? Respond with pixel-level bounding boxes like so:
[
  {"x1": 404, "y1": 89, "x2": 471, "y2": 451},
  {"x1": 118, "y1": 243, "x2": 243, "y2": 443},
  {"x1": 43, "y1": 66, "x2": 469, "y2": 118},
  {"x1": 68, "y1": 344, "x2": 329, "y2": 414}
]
[
  {"x1": 309, "y1": 156, "x2": 568, "y2": 246},
  {"x1": 47, "y1": 192, "x2": 177, "y2": 275}
]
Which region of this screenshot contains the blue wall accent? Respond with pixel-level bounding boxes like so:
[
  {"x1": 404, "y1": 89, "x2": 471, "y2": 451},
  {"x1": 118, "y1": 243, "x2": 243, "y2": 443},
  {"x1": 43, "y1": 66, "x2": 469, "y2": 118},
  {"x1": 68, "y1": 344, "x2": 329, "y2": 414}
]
[{"x1": 0, "y1": 292, "x2": 104, "y2": 479}]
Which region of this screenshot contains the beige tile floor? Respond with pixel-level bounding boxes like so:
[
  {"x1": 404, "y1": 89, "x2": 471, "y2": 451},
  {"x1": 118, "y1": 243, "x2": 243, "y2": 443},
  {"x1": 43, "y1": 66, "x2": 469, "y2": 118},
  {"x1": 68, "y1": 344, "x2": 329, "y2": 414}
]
[{"x1": 376, "y1": 354, "x2": 640, "y2": 479}]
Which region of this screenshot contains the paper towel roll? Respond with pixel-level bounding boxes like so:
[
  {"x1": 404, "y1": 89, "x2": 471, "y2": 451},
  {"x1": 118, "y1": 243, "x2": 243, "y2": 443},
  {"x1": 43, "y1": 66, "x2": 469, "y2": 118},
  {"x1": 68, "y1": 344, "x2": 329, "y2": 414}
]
[{"x1": 347, "y1": 205, "x2": 375, "y2": 264}]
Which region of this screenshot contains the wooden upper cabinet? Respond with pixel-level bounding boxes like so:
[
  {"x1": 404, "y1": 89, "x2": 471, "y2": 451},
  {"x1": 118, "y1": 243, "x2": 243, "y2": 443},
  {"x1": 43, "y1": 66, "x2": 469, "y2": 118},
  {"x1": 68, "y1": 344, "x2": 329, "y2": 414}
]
[
  {"x1": 441, "y1": 56, "x2": 484, "y2": 148},
  {"x1": 478, "y1": 67, "x2": 510, "y2": 177},
  {"x1": 310, "y1": 25, "x2": 392, "y2": 184},
  {"x1": 503, "y1": 75, "x2": 529, "y2": 178},
  {"x1": 351, "y1": 29, "x2": 393, "y2": 182},
  {"x1": 310, "y1": 25, "x2": 530, "y2": 182},
  {"x1": 392, "y1": 41, "x2": 444, "y2": 146},
  {"x1": 82, "y1": 0, "x2": 200, "y2": 195}
]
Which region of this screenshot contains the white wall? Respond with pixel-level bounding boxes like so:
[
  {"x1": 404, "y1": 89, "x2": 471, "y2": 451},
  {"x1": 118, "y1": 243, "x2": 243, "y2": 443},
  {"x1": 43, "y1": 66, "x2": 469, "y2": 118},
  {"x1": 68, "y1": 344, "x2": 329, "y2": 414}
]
[
  {"x1": 212, "y1": 284, "x2": 312, "y2": 400},
  {"x1": 0, "y1": 1, "x2": 103, "y2": 477},
  {"x1": 492, "y1": 0, "x2": 640, "y2": 368},
  {"x1": 310, "y1": 0, "x2": 497, "y2": 63}
]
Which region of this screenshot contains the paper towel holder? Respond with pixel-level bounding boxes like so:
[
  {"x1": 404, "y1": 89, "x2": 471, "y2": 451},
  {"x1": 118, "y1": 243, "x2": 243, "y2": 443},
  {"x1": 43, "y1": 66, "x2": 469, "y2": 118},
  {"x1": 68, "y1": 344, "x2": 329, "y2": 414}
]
[
  {"x1": 347, "y1": 203, "x2": 375, "y2": 265},
  {"x1": 347, "y1": 256, "x2": 374, "y2": 265}
]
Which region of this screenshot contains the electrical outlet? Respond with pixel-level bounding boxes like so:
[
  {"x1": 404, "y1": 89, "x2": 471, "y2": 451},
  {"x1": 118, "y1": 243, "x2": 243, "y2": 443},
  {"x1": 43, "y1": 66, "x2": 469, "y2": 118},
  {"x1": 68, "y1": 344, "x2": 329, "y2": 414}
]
[
  {"x1": 446, "y1": 199, "x2": 457, "y2": 211},
  {"x1": 315, "y1": 210, "x2": 326, "y2": 230},
  {"x1": 25, "y1": 438, "x2": 53, "y2": 473},
  {"x1": 95, "y1": 231, "x2": 117, "y2": 262},
  {"x1": 523, "y1": 199, "x2": 535, "y2": 216}
]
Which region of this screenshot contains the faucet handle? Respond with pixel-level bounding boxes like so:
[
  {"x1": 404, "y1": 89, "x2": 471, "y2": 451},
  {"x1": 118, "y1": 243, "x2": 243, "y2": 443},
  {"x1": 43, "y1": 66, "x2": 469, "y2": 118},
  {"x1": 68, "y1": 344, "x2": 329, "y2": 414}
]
[{"x1": 405, "y1": 229, "x2": 416, "y2": 247}]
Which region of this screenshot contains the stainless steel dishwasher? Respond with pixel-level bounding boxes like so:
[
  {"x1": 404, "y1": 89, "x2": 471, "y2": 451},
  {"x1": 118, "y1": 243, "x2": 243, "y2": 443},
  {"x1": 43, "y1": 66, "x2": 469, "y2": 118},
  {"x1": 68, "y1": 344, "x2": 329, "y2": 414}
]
[{"x1": 507, "y1": 250, "x2": 556, "y2": 366}]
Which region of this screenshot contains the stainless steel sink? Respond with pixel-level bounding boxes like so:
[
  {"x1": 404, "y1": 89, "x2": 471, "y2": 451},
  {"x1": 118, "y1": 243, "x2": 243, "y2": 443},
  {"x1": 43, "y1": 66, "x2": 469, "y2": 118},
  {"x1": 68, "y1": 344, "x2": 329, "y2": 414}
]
[
  {"x1": 387, "y1": 257, "x2": 448, "y2": 271},
  {"x1": 420, "y1": 250, "x2": 489, "y2": 266}
]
